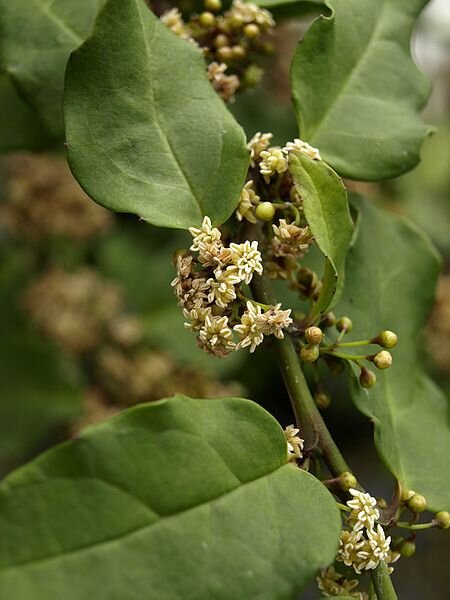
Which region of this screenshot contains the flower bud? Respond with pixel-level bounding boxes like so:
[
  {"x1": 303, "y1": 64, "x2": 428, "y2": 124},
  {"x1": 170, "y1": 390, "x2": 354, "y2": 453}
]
[
  {"x1": 204, "y1": 0, "x2": 222, "y2": 12},
  {"x1": 373, "y1": 330, "x2": 398, "y2": 349},
  {"x1": 305, "y1": 326, "x2": 324, "y2": 345},
  {"x1": 242, "y1": 65, "x2": 263, "y2": 87},
  {"x1": 199, "y1": 11, "x2": 215, "y2": 27},
  {"x1": 401, "y1": 489, "x2": 415, "y2": 502},
  {"x1": 372, "y1": 350, "x2": 393, "y2": 369},
  {"x1": 231, "y1": 45, "x2": 246, "y2": 60},
  {"x1": 255, "y1": 201, "x2": 275, "y2": 221},
  {"x1": 300, "y1": 344, "x2": 319, "y2": 363},
  {"x1": 377, "y1": 497, "x2": 388, "y2": 509},
  {"x1": 214, "y1": 33, "x2": 229, "y2": 48},
  {"x1": 243, "y1": 23, "x2": 260, "y2": 39},
  {"x1": 336, "y1": 316, "x2": 353, "y2": 333},
  {"x1": 337, "y1": 471, "x2": 357, "y2": 492},
  {"x1": 359, "y1": 367, "x2": 376, "y2": 388},
  {"x1": 216, "y1": 46, "x2": 233, "y2": 61},
  {"x1": 407, "y1": 493, "x2": 427, "y2": 513},
  {"x1": 314, "y1": 389, "x2": 331, "y2": 409},
  {"x1": 320, "y1": 312, "x2": 337, "y2": 328},
  {"x1": 228, "y1": 14, "x2": 244, "y2": 29},
  {"x1": 434, "y1": 511, "x2": 450, "y2": 529},
  {"x1": 398, "y1": 540, "x2": 416, "y2": 558}
]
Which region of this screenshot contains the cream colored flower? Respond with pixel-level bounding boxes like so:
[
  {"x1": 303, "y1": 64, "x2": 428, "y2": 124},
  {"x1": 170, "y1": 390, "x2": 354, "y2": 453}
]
[
  {"x1": 229, "y1": 240, "x2": 263, "y2": 284},
  {"x1": 228, "y1": 0, "x2": 275, "y2": 29},
  {"x1": 207, "y1": 62, "x2": 240, "y2": 103},
  {"x1": 283, "y1": 138, "x2": 321, "y2": 161},
  {"x1": 247, "y1": 132, "x2": 273, "y2": 166},
  {"x1": 236, "y1": 180, "x2": 259, "y2": 223},
  {"x1": 317, "y1": 566, "x2": 367, "y2": 599},
  {"x1": 207, "y1": 269, "x2": 238, "y2": 308},
  {"x1": 189, "y1": 216, "x2": 222, "y2": 252},
  {"x1": 364, "y1": 524, "x2": 391, "y2": 569},
  {"x1": 284, "y1": 424, "x2": 304, "y2": 459},
  {"x1": 271, "y1": 220, "x2": 313, "y2": 259},
  {"x1": 259, "y1": 147, "x2": 288, "y2": 182},
  {"x1": 161, "y1": 8, "x2": 190, "y2": 38},
  {"x1": 198, "y1": 314, "x2": 235, "y2": 357},
  {"x1": 337, "y1": 529, "x2": 367, "y2": 570},
  {"x1": 183, "y1": 306, "x2": 212, "y2": 331},
  {"x1": 257, "y1": 303, "x2": 292, "y2": 339},
  {"x1": 347, "y1": 488, "x2": 380, "y2": 532},
  {"x1": 234, "y1": 301, "x2": 265, "y2": 352}
]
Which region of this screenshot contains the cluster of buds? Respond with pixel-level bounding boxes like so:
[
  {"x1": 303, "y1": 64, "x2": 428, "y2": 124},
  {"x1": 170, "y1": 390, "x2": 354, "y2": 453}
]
[
  {"x1": 296, "y1": 316, "x2": 398, "y2": 393},
  {"x1": 171, "y1": 216, "x2": 293, "y2": 357},
  {"x1": 317, "y1": 565, "x2": 368, "y2": 599},
  {"x1": 336, "y1": 489, "x2": 400, "y2": 575},
  {"x1": 160, "y1": 0, "x2": 275, "y2": 102}
]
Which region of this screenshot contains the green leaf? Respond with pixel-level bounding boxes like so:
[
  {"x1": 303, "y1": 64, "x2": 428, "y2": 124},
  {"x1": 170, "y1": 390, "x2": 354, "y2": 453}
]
[
  {"x1": 289, "y1": 151, "x2": 353, "y2": 315},
  {"x1": 0, "y1": 0, "x2": 106, "y2": 138},
  {"x1": 291, "y1": 0, "x2": 432, "y2": 181},
  {"x1": 337, "y1": 198, "x2": 449, "y2": 511},
  {"x1": 0, "y1": 395, "x2": 341, "y2": 598},
  {"x1": 64, "y1": 0, "x2": 249, "y2": 230},
  {"x1": 0, "y1": 73, "x2": 51, "y2": 152},
  {"x1": 252, "y1": 0, "x2": 327, "y2": 20}
]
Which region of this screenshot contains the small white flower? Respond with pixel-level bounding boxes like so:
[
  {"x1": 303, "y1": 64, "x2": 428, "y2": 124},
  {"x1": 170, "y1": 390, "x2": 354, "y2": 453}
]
[
  {"x1": 347, "y1": 488, "x2": 380, "y2": 532},
  {"x1": 247, "y1": 132, "x2": 273, "y2": 166},
  {"x1": 161, "y1": 8, "x2": 191, "y2": 39},
  {"x1": 337, "y1": 529, "x2": 367, "y2": 569},
  {"x1": 234, "y1": 301, "x2": 265, "y2": 352},
  {"x1": 257, "y1": 303, "x2": 292, "y2": 339},
  {"x1": 259, "y1": 147, "x2": 288, "y2": 183},
  {"x1": 228, "y1": 0, "x2": 275, "y2": 29},
  {"x1": 183, "y1": 306, "x2": 212, "y2": 331},
  {"x1": 229, "y1": 240, "x2": 263, "y2": 284},
  {"x1": 284, "y1": 424, "x2": 304, "y2": 459},
  {"x1": 207, "y1": 270, "x2": 238, "y2": 308},
  {"x1": 189, "y1": 216, "x2": 222, "y2": 252},
  {"x1": 283, "y1": 138, "x2": 321, "y2": 161},
  {"x1": 198, "y1": 314, "x2": 235, "y2": 357},
  {"x1": 236, "y1": 180, "x2": 259, "y2": 223}
]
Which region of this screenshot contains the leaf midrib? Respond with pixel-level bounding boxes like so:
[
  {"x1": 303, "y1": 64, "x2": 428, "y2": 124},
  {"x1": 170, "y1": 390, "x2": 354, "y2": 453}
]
[{"x1": 30, "y1": 0, "x2": 83, "y2": 46}]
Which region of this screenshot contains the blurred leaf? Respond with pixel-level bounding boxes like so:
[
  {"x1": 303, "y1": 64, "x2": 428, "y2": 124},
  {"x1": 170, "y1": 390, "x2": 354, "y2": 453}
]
[
  {"x1": 0, "y1": 73, "x2": 51, "y2": 152},
  {"x1": 0, "y1": 0, "x2": 106, "y2": 137},
  {"x1": 252, "y1": 0, "x2": 328, "y2": 20},
  {"x1": 64, "y1": 0, "x2": 249, "y2": 230},
  {"x1": 337, "y1": 198, "x2": 449, "y2": 511},
  {"x1": 291, "y1": 0, "x2": 432, "y2": 181},
  {"x1": 0, "y1": 395, "x2": 341, "y2": 599},
  {"x1": 290, "y1": 151, "x2": 353, "y2": 315}
]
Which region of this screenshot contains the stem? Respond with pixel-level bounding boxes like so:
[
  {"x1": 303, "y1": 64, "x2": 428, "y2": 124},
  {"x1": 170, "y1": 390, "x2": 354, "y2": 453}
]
[
  {"x1": 251, "y1": 272, "x2": 398, "y2": 600},
  {"x1": 321, "y1": 349, "x2": 367, "y2": 361},
  {"x1": 396, "y1": 521, "x2": 435, "y2": 530},
  {"x1": 335, "y1": 339, "x2": 373, "y2": 348},
  {"x1": 371, "y1": 562, "x2": 398, "y2": 600}
]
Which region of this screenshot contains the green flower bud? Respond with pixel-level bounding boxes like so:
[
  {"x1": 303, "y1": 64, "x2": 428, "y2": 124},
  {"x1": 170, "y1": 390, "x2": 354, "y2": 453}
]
[
  {"x1": 231, "y1": 44, "x2": 246, "y2": 60},
  {"x1": 216, "y1": 46, "x2": 233, "y2": 61},
  {"x1": 214, "y1": 33, "x2": 229, "y2": 48},
  {"x1": 320, "y1": 312, "x2": 337, "y2": 328},
  {"x1": 300, "y1": 344, "x2": 319, "y2": 363},
  {"x1": 199, "y1": 11, "x2": 216, "y2": 27},
  {"x1": 391, "y1": 536, "x2": 404, "y2": 549},
  {"x1": 255, "y1": 201, "x2": 275, "y2": 221},
  {"x1": 305, "y1": 326, "x2": 324, "y2": 345},
  {"x1": 204, "y1": 0, "x2": 222, "y2": 12},
  {"x1": 372, "y1": 350, "x2": 393, "y2": 369},
  {"x1": 243, "y1": 23, "x2": 260, "y2": 39},
  {"x1": 401, "y1": 488, "x2": 415, "y2": 502},
  {"x1": 359, "y1": 367, "x2": 376, "y2": 388},
  {"x1": 407, "y1": 493, "x2": 427, "y2": 513},
  {"x1": 398, "y1": 540, "x2": 416, "y2": 558},
  {"x1": 377, "y1": 497, "x2": 388, "y2": 509},
  {"x1": 336, "y1": 316, "x2": 353, "y2": 333},
  {"x1": 242, "y1": 65, "x2": 263, "y2": 87},
  {"x1": 228, "y1": 14, "x2": 244, "y2": 29},
  {"x1": 373, "y1": 330, "x2": 398, "y2": 349},
  {"x1": 434, "y1": 511, "x2": 450, "y2": 529},
  {"x1": 337, "y1": 471, "x2": 357, "y2": 492},
  {"x1": 314, "y1": 389, "x2": 331, "y2": 409}
]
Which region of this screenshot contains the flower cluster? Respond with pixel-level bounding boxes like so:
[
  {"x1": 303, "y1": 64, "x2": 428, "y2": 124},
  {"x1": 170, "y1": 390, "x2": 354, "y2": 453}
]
[
  {"x1": 283, "y1": 425, "x2": 304, "y2": 460},
  {"x1": 317, "y1": 566, "x2": 368, "y2": 599},
  {"x1": 336, "y1": 489, "x2": 400, "y2": 575},
  {"x1": 171, "y1": 217, "x2": 292, "y2": 357},
  {"x1": 271, "y1": 219, "x2": 313, "y2": 260},
  {"x1": 160, "y1": 0, "x2": 275, "y2": 102}
]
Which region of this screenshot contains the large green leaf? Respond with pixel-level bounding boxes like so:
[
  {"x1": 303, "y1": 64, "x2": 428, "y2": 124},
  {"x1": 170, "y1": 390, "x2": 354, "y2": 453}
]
[
  {"x1": 0, "y1": 0, "x2": 106, "y2": 138},
  {"x1": 337, "y1": 198, "x2": 449, "y2": 511},
  {"x1": 0, "y1": 395, "x2": 341, "y2": 598},
  {"x1": 291, "y1": 0, "x2": 432, "y2": 181},
  {"x1": 290, "y1": 151, "x2": 353, "y2": 316},
  {"x1": 0, "y1": 73, "x2": 51, "y2": 152},
  {"x1": 252, "y1": 0, "x2": 327, "y2": 20},
  {"x1": 64, "y1": 0, "x2": 249, "y2": 230}
]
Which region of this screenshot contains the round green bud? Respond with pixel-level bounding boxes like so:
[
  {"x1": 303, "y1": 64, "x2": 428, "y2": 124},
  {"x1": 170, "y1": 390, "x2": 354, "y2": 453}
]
[
  {"x1": 214, "y1": 33, "x2": 229, "y2": 48},
  {"x1": 374, "y1": 330, "x2": 398, "y2": 349},
  {"x1": 401, "y1": 488, "x2": 415, "y2": 502},
  {"x1": 255, "y1": 201, "x2": 275, "y2": 221},
  {"x1": 300, "y1": 344, "x2": 320, "y2": 363},
  {"x1": 305, "y1": 326, "x2": 324, "y2": 345},
  {"x1": 359, "y1": 367, "x2": 376, "y2": 389},
  {"x1": 199, "y1": 11, "x2": 216, "y2": 27},
  {"x1": 314, "y1": 389, "x2": 331, "y2": 409},
  {"x1": 391, "y1": 536, "x2": 404, "y2": 549},
  {"x1": 377, "y1": 497, "x2": 388, "y2": 510},
  {"x1": 434, "y1": 511, "x2": 450, "y2": 529},
  {"x1": 228, "y1": 14, "x2": 244, "y2": 29},
  {"x1": 398, "y1": 540, "x2": 416, "y2": 558},
  {"x1": 242, "y1": 64, "x2": 263, "y2": 87},
  {"x1": 260, "y1": 40, "x2": 275, "y2": 55},
  {"x1": 204, "y1": 0, "x2": 222, "y2": 12},
  {"x1": 372, "y1": 350, "x2": 393, "y2": 369},
  {"x1": 243, "y1": 23, "x2": 260, "y2": 39},
  {"x1": 320, "y1": 312, "x2": 337, "y2": 328},
  {"x1": 337, "y1": 471, "x2": 357, "y2": 492},
  {"x1": 336, "y1": 316, "x2": 353, "y2": 333},
  {"x1": 216, "y1": 46, "x2": 233, "y2": 61},
  {"x1": 407, "y1": 493, "x2": 427, "y2": 513},
  {"x1": 231, "y1": 44, "x2": 246, "y2": 60}
]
